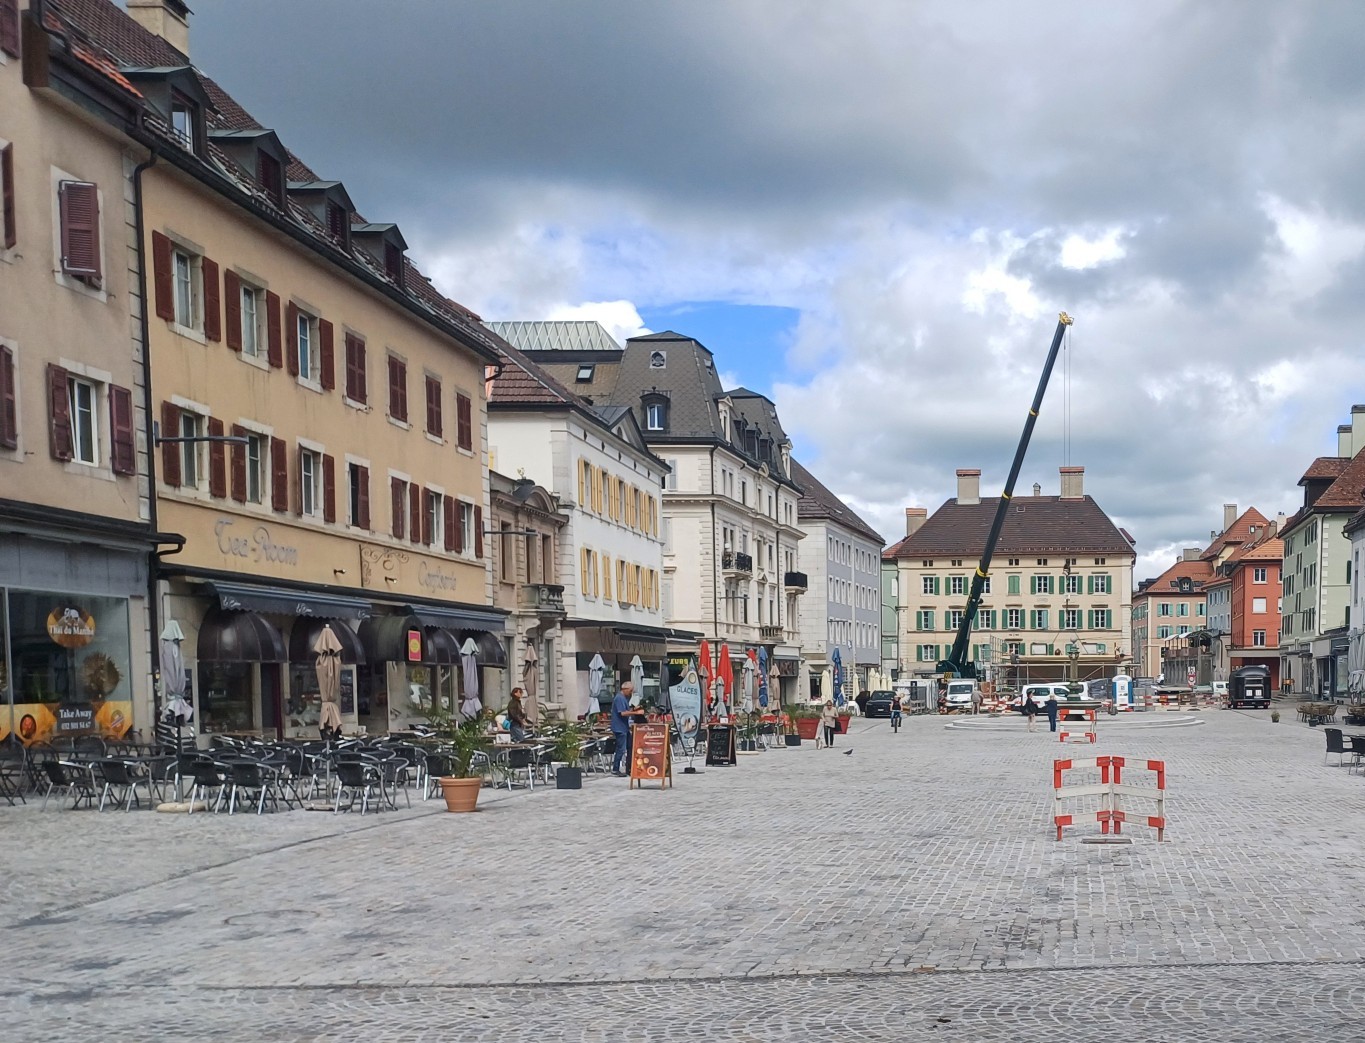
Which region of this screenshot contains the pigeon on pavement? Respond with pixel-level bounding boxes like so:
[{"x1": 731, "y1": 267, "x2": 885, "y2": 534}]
[{"x1": 843, "y1": 749, "x2": 853, "y2": 756}]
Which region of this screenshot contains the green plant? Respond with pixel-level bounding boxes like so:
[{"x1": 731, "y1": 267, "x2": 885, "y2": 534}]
[
  {"x1": 413, "y1": 697, "x2": 490, "y2": 779},
  {"x1": 549, "y1": 721, "x2": 585, "y2": 768},
  {"x1": 1271, "y1": 710, "x2": 1281, "y2": 723},
  {"x1": 787, "y1": 703, "x2": 823, "y2": 719}
]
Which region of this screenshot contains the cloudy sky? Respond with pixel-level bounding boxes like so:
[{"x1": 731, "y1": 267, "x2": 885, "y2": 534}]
[{"x1": 186, "y1": 0, "x2": 1365, "y2": 579}]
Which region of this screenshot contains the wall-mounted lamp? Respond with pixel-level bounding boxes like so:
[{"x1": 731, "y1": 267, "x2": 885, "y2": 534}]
[
  {"x1": 384, "y1": 576, "x2": 397, "y2": 584},
  {"x1": 333, "y1": 568, "x2": 347, "y2": 577}
]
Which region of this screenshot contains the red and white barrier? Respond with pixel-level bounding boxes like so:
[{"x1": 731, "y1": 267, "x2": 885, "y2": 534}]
[
  {"x1": 1059, "y1": 708, "x2": 1097, "y2": 744},
  {"x1": 1053, "y1": 755, "x2": 1166, "y2": 842}
]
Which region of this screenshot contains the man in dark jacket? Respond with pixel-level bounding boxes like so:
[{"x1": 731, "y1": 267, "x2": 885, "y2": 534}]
[{"x1": 1045, "y1": 693, "x2": 1060, "y2": 732}]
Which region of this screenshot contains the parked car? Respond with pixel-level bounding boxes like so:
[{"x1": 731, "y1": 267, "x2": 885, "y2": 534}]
[
  {"x1": 1013, "y1": 683, "x2": 1072, "y2": 712},
  {"x1": 864, "y1": 691, "x2": 897, "y2": 718}
]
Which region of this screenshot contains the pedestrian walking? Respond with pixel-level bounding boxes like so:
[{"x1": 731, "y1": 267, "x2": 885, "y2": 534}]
[
  {"x1": 610, "y1": 682, "x2": 634, "y2": 775},
  {"x1": 1045, "y1": 693, "x2": 1060, "y2": 733},
  {"x1": 1024, "y1": 696, "x2": 1039, "y2": 733},
  {"x1": 855, "y1": 690, "x2": 871, "y2": 716},
  {"x1": 820, "y1": 700, "x2": 838, "y2": 748},
  {"x1": 971, "y1": 688, "x2": 983, "y2": 715}
]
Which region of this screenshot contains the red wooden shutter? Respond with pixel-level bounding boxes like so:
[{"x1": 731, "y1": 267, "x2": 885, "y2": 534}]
[
  {"x1": 322, "y1": 453, "x2": 336, "y2": 523},
  {"x1": 223, "y1": 269, "x2": 242, "y2": 351},
  {"x1": 58, "y1": 182, "x2": 100, "y2": 279},
  {"x1": 0, "y1": 0, "x2": 19, "y2": 59},
  {"x1": 47, "y1": 364, "x2": 73, "y2": 461},
  {"x1": 109, "y1": 384, "x2": 135, "y2": 475},
  {"x1": 207, "y1": 416, "x2": 226, "y2": 497},
  {"x1": 270, "y1": 436, "x2": 288, "y2": 511},
  {"x1": 388, "y1": 357, "x2": 407, "y2": 421},
  {"x1": 454, "y1": 499, "x2": 466, "y2": 554},
  {"x1": 160, "y1": 401, "x2": 181, "y2": 486},
  {"x1": 294, "y1": 444, "x2": 305, "y2": 515},
  {"x1": 151, "y1": 230, "x2": 173, "y2": 320},
  {"x1": 229, "y1": 424, "x2": 247, "y2": 502},
  {"x1": 345, "y1": 334, "x2": 367, "y2": 403},
  {"x1": 202, "y1": 257, "x2": 221, "y2": 342},
  {"x1": 421, "y1": 490, "x2": 433, "y2": 545},
  {"x1": 456, "y1": 393, "x2": 472, "y2": 450},
  {"x1": 0, "y1": 345, "x2": 16, "y2": 450},
  {"x1": 1, "y1": 143, "x2": 15, "y2": 250},
  {"x1": 319, "y1": 319, "x2": 335, "y2": 391},
  {"x1": 391, "y1": 476, "x2": 405, "y2": 538},
  {"x1": 409, "y1": 483, "x2": 421, "y2": 544},
  {"x1": 425, "y1": 376, "x2": 440, "y2": 436},
  {"x1": 266, "y1": 291, "x2": 283, "y2": 368},
  {"x1": 443, "y1": 496, "x2": 456, "y2": 552},
  {"x1": 357, "y1": 465, "x2": 371, "y2": 530},
  {"x1": 474, "y1": 506, "x2": 484, "y2": 559},
  {"x1": 285, "y1": 302, "x2": 299, "y2": 377}
]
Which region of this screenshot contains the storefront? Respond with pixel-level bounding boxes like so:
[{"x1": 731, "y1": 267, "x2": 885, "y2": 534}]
[
  {"x1": 0, "y1": 524, "x2": 151, "y2": 746},
  {"x1": 572, "y1": 623, "x2": 670, "y2": 713}
]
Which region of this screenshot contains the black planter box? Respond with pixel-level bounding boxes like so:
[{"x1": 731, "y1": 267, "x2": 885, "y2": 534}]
[
  {"x1": 784, "y1": 735, "x2": 802, "y2": 746},
  {"x1": 738, "y1": 739, "x2": 757, "y2": 752},
  {"x1": 555, "y1": 766, "x2": 583, "y2": 790}
]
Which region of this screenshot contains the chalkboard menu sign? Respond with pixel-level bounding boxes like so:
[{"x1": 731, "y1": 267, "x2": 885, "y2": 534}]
[
  {"x1": 704, "y1": 723, "x2": 736, "y2": 766},
  {"x1": 629, "y1": 722, "x2": 672, "y2": 789},
  {"x1": 340, "y1": 669, "x2": 355, "y2": 715}
]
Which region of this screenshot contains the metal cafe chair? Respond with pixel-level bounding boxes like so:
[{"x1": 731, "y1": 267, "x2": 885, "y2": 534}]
[
  {"x1": 333, "y1": 759, "x2": 382, "y2": 814},
  {"x1": 40, "y1": 759, "x2": 98, "y2": 810},
  {"x1": 95, "y1": 759, "x2": 154, "y2": 812}
]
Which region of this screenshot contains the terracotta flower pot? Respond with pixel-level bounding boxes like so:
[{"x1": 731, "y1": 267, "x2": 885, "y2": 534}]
[
  {"x1": 438, "y1": 776, "x2": 482, "y2": 813},
  {"x1": 795, "y1": 717, "x2": 820, "y2": 740}
]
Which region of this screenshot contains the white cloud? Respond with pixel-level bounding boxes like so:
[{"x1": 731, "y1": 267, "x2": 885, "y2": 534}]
[
  {"x1": 1059, "y1": 228, "x2": 1128, "y2": 270},
  {"x1": 547, "y1": 300, "x2": 651, "y2": 344}
]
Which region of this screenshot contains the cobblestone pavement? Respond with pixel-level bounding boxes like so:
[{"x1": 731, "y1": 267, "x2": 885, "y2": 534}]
[{"x1": 5, "y1": 707, "x2": 1365, "y2": 1040}]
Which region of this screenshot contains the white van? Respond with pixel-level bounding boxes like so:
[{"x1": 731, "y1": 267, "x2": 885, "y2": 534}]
[
  {"x1": 1018, "y1": 683, "x2": 1071, "y2": 710},
  {"x1": 944, "y1": 679, "x2": 978, "y2": 710}
]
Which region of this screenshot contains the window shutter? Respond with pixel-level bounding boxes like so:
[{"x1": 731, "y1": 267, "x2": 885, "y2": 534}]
[
  {"x1": 223, "y1": 269, "x2": 242, "y2": 351},
  {"x1": 270, "y1": 436, "x2": 287, "y2": 512},
  {"x1": 322, "y1": 453, "x2": 336, "y2": 523},
  {"x1": 59, "y1": 181, "x2": 100, "y2": 279},
  {"x1": 266, "y1": 291, "x2": 283, "y2": 368},
  {"x1": 207, "y1": 416, "x2": 226, "y2": 497},
  {"x1": 397, "y1": 361, "x2": 408, "y2": 420},
  {"x1": 285, "y1": 302, "x2": 300, "y2": 377},
  {"x1": 160, "y1": 400, "x2": 181, "y2": 486},
  {"x1": 319, "y1": 319, "x2": 335, "y2": 391},
  {"x1": 425, "y1": 375, "x2": 441, "y2": 436},
  {"x1": 1, "y1": 143, "x2": 15, "y2": 249},
  {"x1": 229, "y1": 424, "x2": 247, "y2": 502},
  {"x1": 391, "y1": 477, "x2": 405, "y2": 538},
  {"x1": 202, "y1": 257, "x2": 221, "y2": 342},
  {"x1": 109, "y1": 384, "x2": 135, "y2": 475},
  {"x1": 474, "y1": 506, "x2": 484, "y2": 558},
  {"x1": 345, "y1": 334, "x2": 366, "y2": 403},
  {"x1": 46, "y1": 364, "x2": 73, "y2": 461},
  {"x1": 456, "y1": 393, "x2": 472, "y2": 450},
  {"x1": 0, "y1": 344, "x2": 16, "y2": 450},
  {"x1": 409, "y1": 483, "x2": 421, "y2": 544},
  {"x1": 0, "y1": 0, "x2": 18, "y2": 60},
  {"x1": 294, "y1": 445, "x2": 305, "y2": 516},
  {"x1": 421, "y1": 490, "x2": 433, "y2": 545},
  {"x1": 443, "y1": 496, "x2": 456, "y2": 552},
  {"x1": 356, "y1": 465, "x2": 371, "y2": 530},
  {"x1": 454, "y1": 499, "x2": 466, "y2": 553},
  {"x1": 151, "y1": 230, "x2": 174, "y2": 320},
  {"x1": 1086, "y1": 575, "x2": 1094, "y2": 594}
]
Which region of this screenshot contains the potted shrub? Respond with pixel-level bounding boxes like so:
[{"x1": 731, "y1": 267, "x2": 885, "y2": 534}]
[
  {"x1": 552, "y1": 721, "x2": 585, "y2": 790},
  {"x1": 791, "y1": 704, "x2": 821, "y2": 741},
  {"x1": 738, "y1": 712, "x2": 760, "y2": 753},
  {"x1": 782, "y1": 711, "x2": 802, "y2": 747},
  {"x1": 419, "y1": 699, "x2": 489, "y2": 813},
  {"x1": 1271, "y1": 710, "x2": 1281, "y2": 723}
]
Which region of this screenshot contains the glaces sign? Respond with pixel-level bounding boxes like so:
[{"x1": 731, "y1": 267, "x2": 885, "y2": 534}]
[{"x1": 47, "y1": 606, "x2": 95, "y2": 649}]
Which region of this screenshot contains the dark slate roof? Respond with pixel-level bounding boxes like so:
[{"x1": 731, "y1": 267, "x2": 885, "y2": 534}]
[
  {"x1": 613, "y1": 332, "x2": 727, "y2": 441},
  {"x1": 888, "y1": 494, "x2": 1134, "y2": 559},
  {"x1": 789, "y1": 459, "x2": 884, "y2": 545},
  {"x1": 1311, "y1": 448, "x2": 1365, "y2": 510}
]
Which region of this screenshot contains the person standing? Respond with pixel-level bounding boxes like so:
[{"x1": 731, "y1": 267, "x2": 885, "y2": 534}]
[
  {"x1": 855, "y1": 690, "x2": 871, "y2": 716},
  {"x1": 971, "y1": 688, "x2": 983, "y2": 715},
  {"x1": 1024, "y1": 695, "x2": 1039, "y2": 733},
  {"x1": 610, "y1": 682, "x2": 634, "y2": 776},
  {"x1": 1045, "y1": 693, "x2": 1060, "y2": 733},
  {"x1": 506, "y1": 688, "x2": 532, "y2": 742},
  {"x1": 820, "y1": 700, "x2": 838, "y2": 748}
]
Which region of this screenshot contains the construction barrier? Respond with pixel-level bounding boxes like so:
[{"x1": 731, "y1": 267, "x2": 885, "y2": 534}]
[
  {"x1": 1058, "y1": 708, "x2": 1097, "y2": 744},
  {"x1": 1053, "y1": 755, "x2": 1166, "y2": 842}
]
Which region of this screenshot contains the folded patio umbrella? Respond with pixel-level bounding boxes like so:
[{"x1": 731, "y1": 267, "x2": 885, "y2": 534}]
[
  {"x1": 757, "y1": 646, "x2": 770, "y2": 709},
  {"x1": 587, "y1": 652, "x2": 606, "y2": 719},
  {"x1": 741, "y1": 652, "x2": 756, "y2": 713},
  {"x1": 459, "y1": 637, "x2": 483, "y2": 720},
  {"x1": 629, "y1": 654, "x2": 645, "y2": 707},
  {"x1": 314, "y1": 624, "x2": 344, "y2": 734},
  {"x1": 522, "y1": 642, "x2": 540, "y2": 725}
]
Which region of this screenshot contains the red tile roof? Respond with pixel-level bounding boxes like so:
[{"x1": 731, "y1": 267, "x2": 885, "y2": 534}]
[
  {"x1": 1134, "y1": 556, "x2": 1214, "y2": 600},
  {"x1": 1309, "y1": 447, "x2": 1365, "y2": 510},
  {"x1": 789, "y1": 460, "x2": 884, "y2": 545},
  {"x1": 1301, "y1": 456, "x2": 1350, "y2": 482},
  {"x1": 1199, "y1": 507, "x2": 1269, "y2": 561}
]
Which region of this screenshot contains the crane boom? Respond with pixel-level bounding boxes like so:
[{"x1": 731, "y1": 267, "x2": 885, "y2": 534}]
[{"x1": 937, "y1": 312, "x2": 1074, "y2": 680}]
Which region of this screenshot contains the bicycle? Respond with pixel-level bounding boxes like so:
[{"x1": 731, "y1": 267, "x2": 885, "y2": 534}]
[{"x1": 890, "y1": 706, "x2": 902, "y2": 733}]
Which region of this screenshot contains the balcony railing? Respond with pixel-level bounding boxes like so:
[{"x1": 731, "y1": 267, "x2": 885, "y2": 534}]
[
  {"x1": 722, "y1": 551, "x2": 753, "y2": 575},
  {"x1": 783, "y1": 570, "x2": 807, "y2": 592},
  {"x1": 519, "y1": 583, "x2": 566, "y2": 614},
  {"x1": 759, "y1": 624, "x2": 783, "y2": 642}
]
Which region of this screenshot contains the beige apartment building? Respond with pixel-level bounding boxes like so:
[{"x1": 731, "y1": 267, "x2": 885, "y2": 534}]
[
  {"x1": 0, "y1": 0, "x2": 157, "y2": 745},
  {"x1": 885, "y1": 467, "x2": 1135, "y2": 687},
  {"x1": 23, "y1": 0, "x2": 510, "y2": 741}
]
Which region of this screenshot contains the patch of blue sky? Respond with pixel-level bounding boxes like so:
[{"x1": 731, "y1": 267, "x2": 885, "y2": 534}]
[{"x1": 637, "y1": 302, "x2": 800, "y2": 397}]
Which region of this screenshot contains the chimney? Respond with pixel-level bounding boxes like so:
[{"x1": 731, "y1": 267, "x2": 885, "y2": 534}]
[
  {"x1": 904, "y1": 507, "x2": 927, "y2": 537},
  {"x1": 1349, "y1": 404, "x2": 1365, "y2": 457},
  {"x1": 1032, "y1": 483, "x2": 1041, "y2": 496},
  {"x1": 127, "y1": 0, "x2": 191, "y2": 58},
  {"x1": 1223, "y1": 504, "x2": 1237, "y2": 532},
  {"x1": 1059, "y1": 466, "x2": 1084, "y2": 499},
  {"x1": 955, "y1": 469, "x2": 980, "y2": 506},
  {"x1": 1182, "y1": 547, "x2": 1201, "y2": 562}
]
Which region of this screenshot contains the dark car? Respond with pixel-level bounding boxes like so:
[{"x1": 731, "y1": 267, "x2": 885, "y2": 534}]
[{"x1": 865, "y1": 690, "x2": 896, "y2": 718}]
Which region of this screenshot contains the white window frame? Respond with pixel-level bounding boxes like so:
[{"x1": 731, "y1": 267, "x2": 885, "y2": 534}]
[
  {"x1": 459, "y1": 501, "x2": 475, "y2": 555},
  {"x1": 1252, "y1": 597, "x2": 1267, "y2": 613},
  {"x1": 240, "y1": 282, "x2": 264, "y2": 359},
  {"x1": 180, "y1": 410, "x2": 204, "y2": 488},
  {"x1": 645, "y1": 401, "x2": 665, "y2": 430},
  {"x1": 1253, "y1": 567, "x2": 1267, "y2": 584},
  {"x1": 1252, "y1": 629, "x2": 1266, "y2": 647},
  {"x1": 297, "y1": 310, "x2": 319, "y2": 383},
  {"x1": 426, "y1": 487, "x2": 445, "y2": 549},
  {"x1": 172, "y1": 247, "x2": 200, "y2": 330},
  {"x1": 300, "y1": 447, "x2": 321, "y2": 517},
  {"x1": 246, "y1": 431, "x2": 266, "y2": 504}
]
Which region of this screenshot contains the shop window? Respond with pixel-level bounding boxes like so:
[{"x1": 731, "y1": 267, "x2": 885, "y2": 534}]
[{"x1": 198, "y1": 662, "x2": 256, "y2": 735}]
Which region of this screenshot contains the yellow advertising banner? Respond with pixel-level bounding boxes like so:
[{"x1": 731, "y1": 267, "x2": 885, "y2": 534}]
[{"x1": 2, "y1": 701, "x2": 133, "y2": 746}]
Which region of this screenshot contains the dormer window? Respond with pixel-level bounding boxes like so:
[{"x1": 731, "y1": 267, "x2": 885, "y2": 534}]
[
  {"x1": 642, "y1": 393, "x2": 669, "y2": 433},
  {"x1": 169, "y1": 92, "x2": 199, "y2": 154},
  {"x1": 384, "y1": 241, "x2": 405, "y2": 287},
  {"x1": 256, "y1": 151, "x2": 283, "y2": 207},
  {"x1": 576, "y1": 365, "x2": 595, "y2": 383},
  {"x1": 326, "y1": 202, "x2": 350, "y2": 248}
]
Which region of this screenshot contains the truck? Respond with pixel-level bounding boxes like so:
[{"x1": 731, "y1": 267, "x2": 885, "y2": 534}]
[
  {"x1": 1228, "y1": 665, "x2": 1271, "y2": 709},
  {"x1": 937, "y1": 313, "x2": 1074, "y2": 680}
]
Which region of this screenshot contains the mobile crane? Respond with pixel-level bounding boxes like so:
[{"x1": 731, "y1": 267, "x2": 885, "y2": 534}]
[{"x1": 936, "y1": 312, "x2": 1074, "y2": 681}]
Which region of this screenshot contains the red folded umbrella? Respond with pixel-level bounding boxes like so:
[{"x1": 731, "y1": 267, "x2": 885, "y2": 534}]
[
  {"x1": 718, "y1": 643, "x2": 734, "y2": 697},
  {"x1": 698, "y1": 639, "x2": 713, "y2": 692}
]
